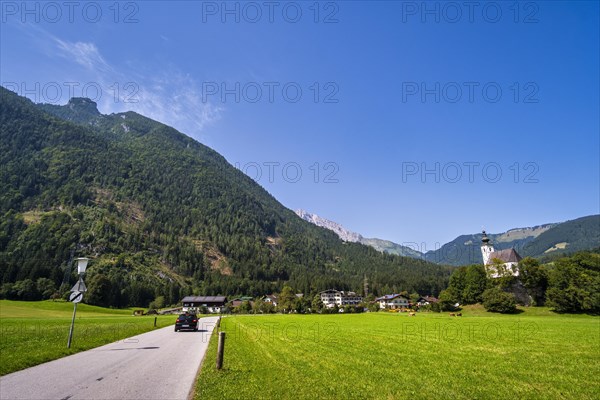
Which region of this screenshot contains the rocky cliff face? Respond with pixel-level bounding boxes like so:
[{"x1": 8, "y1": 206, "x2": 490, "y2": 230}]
[
  {"x1": 295, "y1": 209, "x2": 363, "y2": 242},
  {"x1": 295, "y1": 210, "x2": 424, "y2": 258}
]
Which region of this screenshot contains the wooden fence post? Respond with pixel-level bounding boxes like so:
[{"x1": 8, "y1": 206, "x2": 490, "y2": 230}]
[{"x1": 216, "y1": 331, "x2": 226, "y2": 370}]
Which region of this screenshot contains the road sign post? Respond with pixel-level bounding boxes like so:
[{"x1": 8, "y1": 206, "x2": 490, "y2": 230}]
[
  {"x1": 67, "y1": 301, "x2": 78, "y2": 348},
  {"x1": 67, "y1": 258, "x2": 88, "y2": 349}
]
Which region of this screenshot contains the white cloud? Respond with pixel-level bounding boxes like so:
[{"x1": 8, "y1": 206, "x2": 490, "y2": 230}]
[
  {"x1": 121, "y1": 73, "x2": 223, "y2": 135},
  {"x1": 48, "y1": 36, "x2": 222, "y2": 140},
  {"x1": 54, "y1": 39, "x2": 112, "y2": 73}
]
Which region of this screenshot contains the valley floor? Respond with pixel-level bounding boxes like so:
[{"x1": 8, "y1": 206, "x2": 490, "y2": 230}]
[{"x1": 195, "y1": 307, "x2": 600, "y2": 399}]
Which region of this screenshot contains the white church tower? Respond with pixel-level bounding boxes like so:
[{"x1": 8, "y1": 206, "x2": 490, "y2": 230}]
[{"x1": 481, "y1": 230, "x2": 495, "y2": 265}]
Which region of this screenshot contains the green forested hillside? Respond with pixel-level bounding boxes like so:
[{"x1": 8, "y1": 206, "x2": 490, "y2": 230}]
[
  {"x1": 422, "y1": 217, "x2": 598, "y2": 266},
  {"x1": 0, "y1": 87, "x2": 453, "y2": 307},
  {"x1": 422, "y1": 232, "x2": 540, "y2": 266},
  {"x1": 521, "y1": 215, "x2": 600, "y2": 257}
]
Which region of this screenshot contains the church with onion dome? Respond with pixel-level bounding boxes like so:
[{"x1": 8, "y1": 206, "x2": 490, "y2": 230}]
[{"x1": 480, "y1": 231, "x2": 522, "y2": 278}]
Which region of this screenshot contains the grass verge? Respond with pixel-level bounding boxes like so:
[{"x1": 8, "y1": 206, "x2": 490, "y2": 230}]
[{"x1": 0, "y1": 300, "x2": 175, "y2": 375}]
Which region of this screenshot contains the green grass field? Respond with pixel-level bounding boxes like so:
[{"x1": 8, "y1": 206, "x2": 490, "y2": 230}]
[
  {"x1": 0, "y1": 300, "x2": 175, "y2": 375},
  {"x1": 196, "y1": 307, "x2": 600, "y2": 399}
]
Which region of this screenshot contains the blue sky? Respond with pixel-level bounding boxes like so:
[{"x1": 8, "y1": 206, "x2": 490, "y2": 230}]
[{"x1": 1, "y1": 1, "x2": 598, "y2": 247}]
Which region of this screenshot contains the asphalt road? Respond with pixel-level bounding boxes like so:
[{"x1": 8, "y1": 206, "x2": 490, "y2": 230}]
[{"x1": 0, "y1": 316, "x2": 219, "y2": 400}]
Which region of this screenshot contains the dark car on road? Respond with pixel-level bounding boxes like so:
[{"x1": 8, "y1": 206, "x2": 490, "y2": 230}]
[{"x1": 174, "y1": 313, "x2": 199, "y2": 332}]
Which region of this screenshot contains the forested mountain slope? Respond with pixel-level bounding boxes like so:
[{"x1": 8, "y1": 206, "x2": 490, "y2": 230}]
[
  {"x1": 0, "y1": 87, "x2": 453, "y2": 307},
  {"x1": 422, "y1": 217, "x2": 599, "y2": 266},
  {"x1": 521, "y1": 215, "x2": 600, "y2": 258}
]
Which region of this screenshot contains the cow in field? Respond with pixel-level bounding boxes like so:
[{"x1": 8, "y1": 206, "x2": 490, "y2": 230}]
[{"x1": 449, "y1": 313, "x2": 456, "y2": 317}]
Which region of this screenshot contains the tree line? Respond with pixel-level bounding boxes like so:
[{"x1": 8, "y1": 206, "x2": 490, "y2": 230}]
[{"x1": 437, "y1": 251, "x2": 599, "y2": 314}]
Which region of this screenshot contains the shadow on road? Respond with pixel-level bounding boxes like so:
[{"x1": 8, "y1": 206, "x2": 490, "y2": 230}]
[{"x1": 107, "y1": 346, "x2": 160, "y2": 351}]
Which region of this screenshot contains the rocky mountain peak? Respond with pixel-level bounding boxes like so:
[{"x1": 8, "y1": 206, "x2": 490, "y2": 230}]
[
  {"x1": 67, "y1": 97, "x2": 100, "y2": 116},
  {"x1": 295, "y1": 209, "x2": 363, "y2": 242}
]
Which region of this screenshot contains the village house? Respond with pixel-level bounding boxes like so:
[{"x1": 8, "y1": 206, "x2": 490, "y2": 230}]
[
  {"x1": 230, "y1": 296, "x2": 254, "y2": 308},
  {"x1": 375, "y1": 294, "x2": 410, "y2": 310},
  {"x1": 261, "y1": 293, "x2": 304, "y2": 309},
  {"x1": 416, "y1": 296, "x2": 439, "y2": 307},
  {"x1": 181, "y1": 296, "x2": 227, "y2": 313},
  {"x1": 320, "y1": 289, "x2": 363, "y2": 308},
  {"x1": 262, "y1": 294, "x2": 278, "y2": 307}
]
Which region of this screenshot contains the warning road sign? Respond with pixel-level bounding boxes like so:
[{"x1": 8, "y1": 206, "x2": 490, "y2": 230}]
[{"x1": 70, "y1": 277, "x2": 87, "y2": 293}]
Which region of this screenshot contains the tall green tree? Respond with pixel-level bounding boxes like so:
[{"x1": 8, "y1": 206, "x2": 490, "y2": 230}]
[
  {"x1": 462, "y1": 265, "x2": 489, "y2": 304},
  {"x1": 237, "y1": 300, "x2": 253, "y2": 314},
  {"x1": 278, "y1": 286, "x2": 296, "y2": 313},
  {"x1": 311, "y1": 294, "x2": 323, "y2": 313},
  {"x1": 293, "y1": 296, "x2": 311, "y2": 313},
  {"x1": 86, "y1": 274, "x2": 112, "y2": 307},
  {"x1": 518, "y1": 257, "x2": 548, "y2": 305},
  {"x1": 13, "y1": 279, "x2": 39, "y2": 300},
  {"x1": 36, "y1": 277, "x2": 56, "y2": 299},
  {"x1": 438, "y1": 288, "x2": 459, "y2": 311},
  {"x1": 546, "y1": 252, "x2": 600, "y2": 314},
  {"x1": 447, "y1": 267, "x2": 467, "y2": 303}
]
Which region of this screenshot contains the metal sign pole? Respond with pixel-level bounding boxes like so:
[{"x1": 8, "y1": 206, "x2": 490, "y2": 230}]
[
  {"x1": 66, "y1": 257, "x2": 88, "y2": 349},
  {"x1": 67, "y1": 301, "x2": 78, "y2": 348}
]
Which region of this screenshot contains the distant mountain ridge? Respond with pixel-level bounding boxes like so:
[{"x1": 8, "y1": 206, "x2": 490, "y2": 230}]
[
  {"x1": 423, "y1": 216, "x2": 599, "y2": 265},
  {"x1": 296, "y1": 209, "x2": 599, "y2": 266},
  {"x1": 295, "y1": 210, "x2": 423, "y2": 258},
  {"x1": 421, "y1": 224, "x2": 557, "y2": 266}
]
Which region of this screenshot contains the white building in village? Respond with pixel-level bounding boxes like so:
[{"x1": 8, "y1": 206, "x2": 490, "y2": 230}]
[
  {"x1": 181, "y1": 296, "x2": 227, "y2": 313},
  {"x1": 320, "y1": 289, "x2": 363, "y2": 308},
  {"x1": 481, "y1": 231, "x2": 522, "y2": 278},
  {"x1": 375, "y1": 294, "x2": 410, "y2": 310},
  {"x1": 262, "y1": 294, "x2": 278, "y2": 307}
]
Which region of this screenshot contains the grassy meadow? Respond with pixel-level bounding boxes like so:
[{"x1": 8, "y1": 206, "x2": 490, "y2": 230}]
[
  {"x1": 0, "y1": 300, "x2": 175, "y2": 375},
  {"x1": 196, "y1": 307, "x2": 600, "y2": 399}
]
